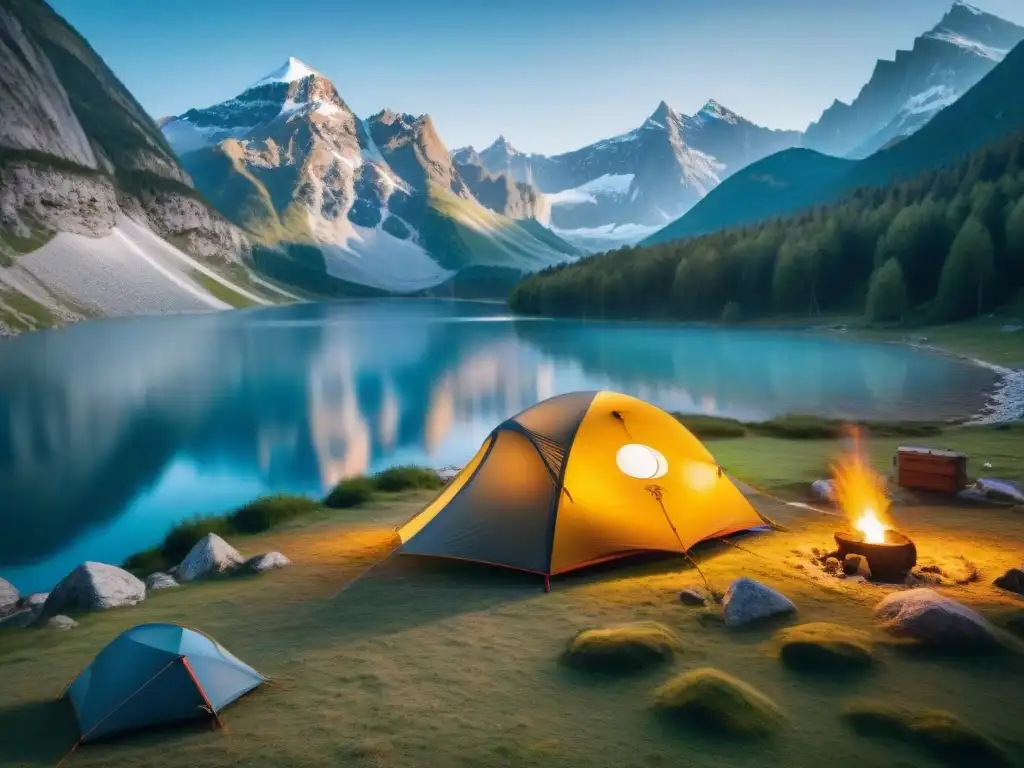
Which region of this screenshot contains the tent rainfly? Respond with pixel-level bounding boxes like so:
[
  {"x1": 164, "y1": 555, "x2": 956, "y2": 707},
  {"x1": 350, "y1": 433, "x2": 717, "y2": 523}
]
[
  {"x1": 397, "y1": 391, "x2": 767, "y2": 589},
  {"x1": 62, "y1": 622, "x2": 264, "y2": 744}
]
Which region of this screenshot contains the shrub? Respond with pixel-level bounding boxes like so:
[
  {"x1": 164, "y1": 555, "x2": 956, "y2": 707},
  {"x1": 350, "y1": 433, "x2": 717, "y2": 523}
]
[
  {"x1": 123, "y1": 546, "x2": 167, "y2": 575},
  {"x1": 653, "y1": 668, "x2": 783, "y2": 737},
  {"x1": 752, "y1": 414, "x2": 842, "y2": 440},
  {"x1": 373, "y1": 465, "x2": 444, "y2": 493},
  {"x1": 674, "y1": 413, "x2": 748, "y2": 440},
  {"x1": 324, "y1": 476, "x2": 376, "y2": 508},
  {"x1": 842, "y1": 699, "x2": 1010, "y2": 767},
  {"x1": 160, "y1": 516, "x2": 233, "y2": 564},
  {"x1": 228, "y1": 494, "x2": 322, "y2": 533},
  {"x1": 561, "y1": 622, "x2": 683, "y2": 674}
]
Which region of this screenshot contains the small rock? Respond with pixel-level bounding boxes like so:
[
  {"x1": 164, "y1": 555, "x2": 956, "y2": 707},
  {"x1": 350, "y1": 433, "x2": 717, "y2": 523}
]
[
  {"x1": 994, "y1": 568, "x2": 1024, "y2": 596},
  {"x1": 40, "y1": 563, "x2": 145, "y2": 620},
  {"x1": 974, "y1": 478, "x2": 1024, "y2": 504},
  {"x1": 823, "y1": 557, "x2": 841, "y2": 575},
  {"x1": 842, "y1": 554, "x2": 863, "y2": 576},
  {"x1": 145, "y1": 572, "x2": 179, "y2": 590},
  {"x1": 873, "y1": 588, "x2": 999, "y2": 649},
  {"x1": 43, "y1": 615, "x2": 77, "y2": 630},
  {"x1": 810, "y1": 546, "x2": 824, "y2": 559},
  {"x1": 679, "y1": 586, "x2": 709, "y2": 606},
  {"x1": 983, "y1": 462, "x2": 993, "y2": 469},
  {"x1": 20, "y1": 592, "x2": 48, "y2": 611},
  {"x1": 245, "y1": 552, "x2": 291, "y2": 573},
  {"x1": 0, "y1": 577, "x2": 19, "y2": 617},
  {"x1": 176, "y1": 534, "x2": 246, "y2": 583},
  {"x1": 810, "y1": 480, "x2": 835, "y2": 503},
  {"x1": 722, "y1": 578, "x2": 796, "y2": 628}
]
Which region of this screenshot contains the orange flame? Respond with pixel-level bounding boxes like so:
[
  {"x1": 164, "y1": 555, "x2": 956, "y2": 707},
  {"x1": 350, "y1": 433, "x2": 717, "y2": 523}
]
[{"x1": 831, "y1": 427, "x2": 890, "y2": 544}]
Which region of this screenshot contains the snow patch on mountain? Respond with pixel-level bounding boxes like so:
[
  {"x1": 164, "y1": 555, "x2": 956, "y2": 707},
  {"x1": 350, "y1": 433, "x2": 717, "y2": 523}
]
[
  {"x1": 550, "y1": 222, "x2": 664, "y2": 251},
  {"x1": 925, "y1": 30, "x2": 1008, "y2": 59},
  {"x1": 546, "y1": 174, "x2": 635, "y2": 206},
  {"x1": 902, "y1": 85, "x2": 959, "y2": 116},
  {"x1": 250, "y1": 57, "x2": 320, "y2": 90}
]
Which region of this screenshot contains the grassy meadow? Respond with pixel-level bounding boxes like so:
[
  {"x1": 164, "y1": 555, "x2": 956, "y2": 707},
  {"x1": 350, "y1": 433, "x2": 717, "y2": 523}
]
[{"x1": 2, "y1": 430, "x2": 1024, "y2": 768}]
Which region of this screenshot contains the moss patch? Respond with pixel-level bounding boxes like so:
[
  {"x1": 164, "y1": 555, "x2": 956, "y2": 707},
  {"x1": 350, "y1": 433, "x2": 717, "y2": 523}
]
[
  {"x1": 653, "y1": 668, "x2": 783, "y2": 737},
  {"x1": 775, "y1": 622, "x2": 873, "y2": 673},
  {"x1": 842, "y1": 699, "x2": 1011, "y2": 767},
  {"x1": 561, "y1": 622, "x2": 683, "y2": 674}
]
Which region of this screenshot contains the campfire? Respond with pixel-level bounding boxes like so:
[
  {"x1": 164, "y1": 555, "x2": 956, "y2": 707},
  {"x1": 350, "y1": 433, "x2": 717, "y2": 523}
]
[{"x1": 830, "y1": 429, "x2": 917, "y2": 582}]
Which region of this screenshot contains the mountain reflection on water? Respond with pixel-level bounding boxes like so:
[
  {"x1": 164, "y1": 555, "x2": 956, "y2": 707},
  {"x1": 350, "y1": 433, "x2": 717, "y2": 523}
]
[{"x1": 0, "y1": 300, "x2": 996, "y2": 591}]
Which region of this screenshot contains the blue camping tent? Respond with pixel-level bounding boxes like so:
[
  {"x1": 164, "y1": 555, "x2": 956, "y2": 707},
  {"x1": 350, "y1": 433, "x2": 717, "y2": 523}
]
[{"x1": 63, "y1": 623, "x2": 264, "y2": 742}]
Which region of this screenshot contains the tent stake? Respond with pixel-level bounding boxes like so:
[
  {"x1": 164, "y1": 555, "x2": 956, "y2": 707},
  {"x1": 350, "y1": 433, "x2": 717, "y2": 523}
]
[{"x1": 543, "y1": 574, "x2": 551, "y2": 593}]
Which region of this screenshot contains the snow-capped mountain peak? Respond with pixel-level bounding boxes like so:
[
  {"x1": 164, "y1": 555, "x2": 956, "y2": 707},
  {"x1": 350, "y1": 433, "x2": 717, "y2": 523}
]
[
  {"x1": 249, "y1": 57, "x2": 320, "y2": 90},
  {"x1": 952, "y1": 0, "x2": 982, "y2": 14},
  {"x1": 483, "y1": 134, "x2": 521, "y2": 157},
  {"x1": 695, "y1": 99, "x2": 741, "y2": 124}
]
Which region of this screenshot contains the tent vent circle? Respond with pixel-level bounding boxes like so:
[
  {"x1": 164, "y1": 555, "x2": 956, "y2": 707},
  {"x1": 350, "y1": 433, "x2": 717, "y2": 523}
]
[{"x1": 616, "y1": 444, "x2": 668, "y2": 479}]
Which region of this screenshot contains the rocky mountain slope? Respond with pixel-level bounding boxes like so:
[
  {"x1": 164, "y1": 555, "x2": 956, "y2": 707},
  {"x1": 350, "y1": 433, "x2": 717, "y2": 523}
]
[
  {"x1": 0, "y1": 0, "x2": 284, "y2": 334},
  {"x1": 643, "y1": 34, "x2": 1024, "y2": 247},
  {"x1": 457, "y1": 101, "x2": 802, "y2": 250},
  {"x1": 162, "y1": 59, "x2": 575, "y2": 293},
  {"x1": 804, "y1": 1, "x2": 1024, "y2": 159}
]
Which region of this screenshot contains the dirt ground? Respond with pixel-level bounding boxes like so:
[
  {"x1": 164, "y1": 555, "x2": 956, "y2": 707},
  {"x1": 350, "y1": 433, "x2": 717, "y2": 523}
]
[{"x1": 1, "y1": 491, "x2": 1023, "y2": 768}]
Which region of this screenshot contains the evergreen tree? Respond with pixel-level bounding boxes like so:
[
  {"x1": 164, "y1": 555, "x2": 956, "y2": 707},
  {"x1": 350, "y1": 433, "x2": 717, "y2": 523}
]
[
  {"x1": 1006, "y1": 196, "x2": 1024, "y2": 275},
  {"x1": 936, "y1": 216, "x2": 996, "y2": 321},
  {"x1": 865, "y1": 258, "x2": 907, "y2": 323}
]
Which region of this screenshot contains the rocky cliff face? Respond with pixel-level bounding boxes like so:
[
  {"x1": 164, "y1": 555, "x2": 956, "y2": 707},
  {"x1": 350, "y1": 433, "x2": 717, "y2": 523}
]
[
  {"x1": 0, "y1": 0, "x2": 246, "y2": 258},
  {"x1": 0, "y1": 0, "x2": 283, "y2": 335}
]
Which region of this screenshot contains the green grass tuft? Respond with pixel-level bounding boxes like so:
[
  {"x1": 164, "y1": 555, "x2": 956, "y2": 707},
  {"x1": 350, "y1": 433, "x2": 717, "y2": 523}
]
[
  {"x1": 842, "y1": 699, "x2": 1011, "y2": 767},
  {"x1": 653, "y1": 667, "x2": 783, "y2": 737},
  {"x1": 324, "y1": 476, "x2": 377, "y2": 509},
  {"x1": 227, "y1": 494, "x2": 322, "y2": 534},
  {"x1": 775, "y1": 623, "x2": 873, "y2": 673},
  {"x1": 561, "y1": 622, "x2": 683, "y2": 674},
  {"x1": 674, "y1": 414, "x2": 749, "y2": 440},
  {"x1": 373, "y1": 465, "x2": 444, "y2": 493}
]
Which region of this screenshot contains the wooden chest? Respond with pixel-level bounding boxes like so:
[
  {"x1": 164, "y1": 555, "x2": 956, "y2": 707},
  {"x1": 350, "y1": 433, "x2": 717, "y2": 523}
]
[{"x1": 895, "y1": 446, "x2": 968, "y2": 494}]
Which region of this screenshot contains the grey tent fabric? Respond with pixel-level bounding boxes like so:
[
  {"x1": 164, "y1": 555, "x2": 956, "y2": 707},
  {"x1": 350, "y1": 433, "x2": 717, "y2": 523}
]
[
  {"x1": 508, "y1": 391, "x2": 597, "y2": 448},
  {"x1": 397, "y1": 429, "x2": 558, "y2": 573}
]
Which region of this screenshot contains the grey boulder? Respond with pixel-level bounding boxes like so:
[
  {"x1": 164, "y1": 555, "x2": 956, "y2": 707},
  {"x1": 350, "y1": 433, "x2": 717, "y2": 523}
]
[
  {"x1": 40, "y1": 562, "x2": 145, "y2": 619},
  {"x1": 810, "y1": 479, "x2": 835, "y2": 502},
  {"x1": 873, "y1": 588, "x2": 999, "y2": 649},
  {"x1": 176, "y1": 533, "x2": 245, "y2": 583},
  {"x1": 245, "y1": 552, "x2": 291, "y2": 573},
  {"x1": 993, "y1": 568, "x2": 1024, "y2": 596},
  {"x1": 0, "y1": 609, "x2": 36, "y2": 631},
  {"x1": 0, "y1": 577, "x2": 18, "y2": 617},
  {"x1": 722, "y1": 577, "x2": 796, "y2": 628},
  {"x1": 145, "y1": 572, "x2": 180, "y2": 590}
]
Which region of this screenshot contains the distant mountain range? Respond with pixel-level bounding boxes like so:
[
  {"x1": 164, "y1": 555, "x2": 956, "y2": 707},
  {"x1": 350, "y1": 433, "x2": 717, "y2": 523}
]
[
  {"x1": 1, "y1": 0, "x2": 1022, "y2": 332},
  {"x1": 643, "y1": 27, "x2": 1024, "y2": 247},
  {"x1": 465, "y1": 1, "x2": 1023, "y2": 251},
  {"x1": 454, "y1": 101, "x2": 802, "y2": 251}
]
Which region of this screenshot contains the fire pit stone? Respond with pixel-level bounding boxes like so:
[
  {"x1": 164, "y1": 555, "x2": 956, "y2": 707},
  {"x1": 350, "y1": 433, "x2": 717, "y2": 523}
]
[{"x1": 834, "y1": 529, "x2": 917, "y2": 583}]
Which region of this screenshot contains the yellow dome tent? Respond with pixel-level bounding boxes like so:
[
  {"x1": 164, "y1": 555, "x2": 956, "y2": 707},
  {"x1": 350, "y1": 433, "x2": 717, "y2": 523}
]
[{"x1": 397, "y1": 391, "x2": 767, "y2": 590}]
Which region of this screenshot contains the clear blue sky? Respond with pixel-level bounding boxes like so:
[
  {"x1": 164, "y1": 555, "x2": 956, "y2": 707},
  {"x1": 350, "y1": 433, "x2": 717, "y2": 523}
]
[{"x1": 49, "y1": 0, "x2": 1024, "y2": 155}]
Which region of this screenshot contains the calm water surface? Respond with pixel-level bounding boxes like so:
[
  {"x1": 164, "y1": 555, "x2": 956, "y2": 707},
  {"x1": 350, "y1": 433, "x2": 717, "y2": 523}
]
[{"x1": 0, "y1": 300, "x2": 996, "y2": 591}]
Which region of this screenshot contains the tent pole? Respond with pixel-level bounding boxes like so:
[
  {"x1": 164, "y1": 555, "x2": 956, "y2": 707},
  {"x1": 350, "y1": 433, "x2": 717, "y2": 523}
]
[
  {"x1": 181, "y1": 657, "x2": 224, "y2": 730},
  {"x1": 543, "y1": 574, "x2": 551, "y2": 593}
]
